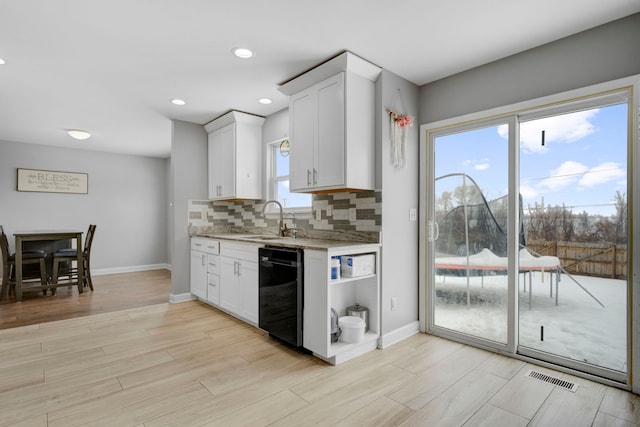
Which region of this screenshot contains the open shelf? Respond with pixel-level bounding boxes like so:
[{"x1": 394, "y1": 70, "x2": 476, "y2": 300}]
[
  {"x1": 329, "y1": 331, "x2": 379, "y2": 356},
  {"x1": 329, "y1": 273, "x2": 376, "y2": 285}
]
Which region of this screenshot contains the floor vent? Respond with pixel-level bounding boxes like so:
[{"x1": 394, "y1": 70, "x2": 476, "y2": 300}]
[{"x1": 525, "y1": 370, "x2": 579, "y2": 392}]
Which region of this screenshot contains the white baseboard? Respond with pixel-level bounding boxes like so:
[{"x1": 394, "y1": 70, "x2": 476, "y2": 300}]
[
  {"x1": 170, "y1": 292, "x2": 196, "y2": 303},
  {"x1": 378, "y1": 321, "x2": 420, "y2": 349},
  {"x1": 92, "y1": 263, "x2": 170, "y2": 276}
]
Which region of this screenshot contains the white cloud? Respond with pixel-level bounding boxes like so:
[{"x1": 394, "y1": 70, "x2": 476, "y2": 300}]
[
  {"x1": 498, "y1": 109, "x2": 599, "y2": 154},
  {"x1": 578, "y1": 161, "x2": 626, "y2": 188},
  {"x1": 474, "y1": 163, "x2": 490, "y2": 171},
  {"x1": 539, "y1": 160, "x2": 588, "y2": 192}
]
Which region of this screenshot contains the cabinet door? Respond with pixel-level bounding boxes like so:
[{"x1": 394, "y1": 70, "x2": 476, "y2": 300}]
[
  {"x1": 190, "y1": 251, "x2": 207, "y2": 299},
  {"x1": 238, "y1": 260, "x2": 259, "y2": 325},
  {"x1": 208, "y1": 123, "x2": 235, "y2": 200},
  {"x1": 303, "y1": 250, "x2": 329, "y2": 356},
  {"x1": 220, "y1": 256, "x2": 241, "y2": 314},
  {"x1": 289, "y1": 88, "x2": 316, "y2": 191},
  {"x1": 315, "y1": 73, "x2": 345, "y2": 189}
]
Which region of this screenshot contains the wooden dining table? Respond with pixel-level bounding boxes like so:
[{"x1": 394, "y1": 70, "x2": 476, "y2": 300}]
[{"x1": 12, "y1": 230, "x2": 84, "y2": 302}]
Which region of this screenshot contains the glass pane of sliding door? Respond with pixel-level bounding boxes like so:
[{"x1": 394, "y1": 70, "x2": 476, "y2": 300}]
[
  {"x1": 430, "y1": 122, "x2": 510, "y2": 345},
  {"x1": 517, "y1": 101, "x2": 629, "y2": 380}
]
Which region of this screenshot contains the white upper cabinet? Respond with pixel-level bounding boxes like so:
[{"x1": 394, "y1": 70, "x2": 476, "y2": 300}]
[
  {"x1": 204, "y1": 110, "x2": 265, "y2": 201},
  {"x1": 280, "y1": 52, "x2": 381, "y2": 193}
]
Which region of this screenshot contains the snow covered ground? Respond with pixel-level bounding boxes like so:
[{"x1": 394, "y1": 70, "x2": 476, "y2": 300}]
[{"x1": 433, "y1": 271, "x2": 627, "y2": 373}]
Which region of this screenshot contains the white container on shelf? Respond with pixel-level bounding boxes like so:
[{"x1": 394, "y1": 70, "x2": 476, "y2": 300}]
[
  {"x1": 338, "y1": 316, "x2": 365, "y2": 343},
  {"x1": 341, "y1": 254, "x2": 375, "y2": 277}
]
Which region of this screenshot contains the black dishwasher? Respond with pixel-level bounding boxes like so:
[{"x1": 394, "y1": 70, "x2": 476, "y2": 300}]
[{"x1": 258, "y1": 246, "x2": 303, "y2": 348}]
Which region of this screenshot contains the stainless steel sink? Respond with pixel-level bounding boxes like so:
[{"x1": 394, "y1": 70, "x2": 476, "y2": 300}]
[{"x1": 255, "y1": 236, "x2": 284, "y2": 241}]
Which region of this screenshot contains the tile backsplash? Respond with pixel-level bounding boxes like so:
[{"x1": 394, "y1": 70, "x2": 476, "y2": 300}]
[{"x1": 188, "y1": 190, "x2": 381, "y2": 237}]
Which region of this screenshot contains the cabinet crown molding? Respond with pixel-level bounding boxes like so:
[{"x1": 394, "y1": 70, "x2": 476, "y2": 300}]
[
  {"x1": 278, "y1": 51, "x2": 381, "y2": 96},
  {"x1": 204, "y1": 110, "x2": 265, "y2": 133}
]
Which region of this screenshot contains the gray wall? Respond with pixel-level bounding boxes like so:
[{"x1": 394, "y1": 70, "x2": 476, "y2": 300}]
[
  {"x1": 419, "y1": 13, "x2": 640, "y2": 124},
  {"x1": 378, "y1": 70, "x2": 420, "y2": 336},
  {"x1": 169, "y1": 120, "x2": 207, "y2": 298},
  {"x1": 0, "y1": 139, "x2": 168, "y2": 272}
]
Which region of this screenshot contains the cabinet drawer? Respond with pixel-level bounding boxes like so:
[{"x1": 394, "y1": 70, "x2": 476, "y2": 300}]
[
  {"x1": 191, "y1": 238, "x2": 208, "y2": 251},
  {"x1": 203, "y1": 240, "x2": 220, "y2": 255},
  {"x1": 207, "y1": 254, "x2": 220, "y2": 273},
  {"x1": 191, "y1": 238, "x2": 220, "y2": 254},
  {"x1": 207, "y1": 274, "x2": 220, "y2": 305},
  {"x1": 221, "y1": 241, "x2": 259, "y2": 262}
]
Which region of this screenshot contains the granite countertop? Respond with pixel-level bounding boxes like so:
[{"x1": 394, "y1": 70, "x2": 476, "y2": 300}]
[{"x1": 195, "y1": 233, "x2": 380, "y2": 251}]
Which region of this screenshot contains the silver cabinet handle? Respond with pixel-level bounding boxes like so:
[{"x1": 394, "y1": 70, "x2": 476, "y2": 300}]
[
  {"x1": 307, "y1": 169, "x2": 311, "y2": 186},
  {"x1": 201, "y1": 254, "x2": 205, "y2": 266},
  {"x1": 313, "y1": 168, "x2": 317, "y2": 186}
]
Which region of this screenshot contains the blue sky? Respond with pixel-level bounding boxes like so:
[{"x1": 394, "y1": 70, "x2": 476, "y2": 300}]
[{"x1": 434, "y1": 103, "x2": 628, "y2": 217}]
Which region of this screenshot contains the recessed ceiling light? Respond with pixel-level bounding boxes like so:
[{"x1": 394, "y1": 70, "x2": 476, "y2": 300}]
[
  {"x1": 0, "y1": 59, "x2": 5, "y2": 65},
  {"x1": 67, "y1": 129, "x2": 91, "y2": 140},
  {"x1": 232, "y1": 47, "x2": 254, "y2": 59},
  {"x1": 258, "y1": 98, "x2": 272, "y2": 105},
  {"x1": 171, "y1": 99, "x2": 186, "y2": 106}
]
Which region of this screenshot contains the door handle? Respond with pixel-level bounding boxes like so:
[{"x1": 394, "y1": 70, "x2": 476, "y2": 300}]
[{"x1": 428, "y1": 221, "x2": 440, "y2": 242}]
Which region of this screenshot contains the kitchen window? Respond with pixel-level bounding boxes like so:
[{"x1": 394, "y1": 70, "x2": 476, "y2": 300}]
[{"x1": 267, "y1": 138, "x2": 311, "y2": 213}]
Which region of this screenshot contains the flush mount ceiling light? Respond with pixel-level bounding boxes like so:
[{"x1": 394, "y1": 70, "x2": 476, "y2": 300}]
[
  {"x1": 171, "y1": 99, "x2": 186, "y2": 106},
  {"x1": 232, "y1": 47, "x2": 254, "y2": 59},
  {"x1": 67, "y1": 129, "x2": 92, "y2": 140},
  {"x1": 0, "y1": 59, "x2": 5, "y2": 65},
  {"x1": 258, "y1": 98, "x2": 272, "y2": 105}
]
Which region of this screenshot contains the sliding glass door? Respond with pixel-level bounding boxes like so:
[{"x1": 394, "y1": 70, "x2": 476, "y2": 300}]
[
  {"x1": 428, "y1": 119, "x2": 513, "y2": 348},
  {"x1": 426, "y1": 89, "x2": 631, "y2": 382},
  {"x1": 517, "y1": 101, "x2": 629, "y2": 382}
]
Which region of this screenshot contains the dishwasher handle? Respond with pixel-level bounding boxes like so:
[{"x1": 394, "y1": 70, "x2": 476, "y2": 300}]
[{"x1": 260, "y1": 257, "x2": 299, "y2": 268}]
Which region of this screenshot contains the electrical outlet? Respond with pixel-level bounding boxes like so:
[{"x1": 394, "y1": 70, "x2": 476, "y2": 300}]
[
  {"x1": 201, "y1": 210, "x2": 207, "y2": 220},
  {"x1": 349, "y1": 208, "x2": 357, "y2": 221},
  {"x1": 409, "y1": 208, "x2": 417, "y2": 222},
  {"x1": 391, "y1": 297, "x2": 397, "y2": 311},
  {"x1": 326, "y1": 206, "x2": 333, "y2": 217},
  {"x1": 315, "y1": 208, "x2": 322, "y2": 221}
]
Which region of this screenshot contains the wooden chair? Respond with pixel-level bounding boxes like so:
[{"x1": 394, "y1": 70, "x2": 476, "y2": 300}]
[
  {"x1": 0, "y1": 225, "x2": 48, "y2": 299},
  {"x1": 51, "y1": 224, "x2": 96, "y2": 291}
]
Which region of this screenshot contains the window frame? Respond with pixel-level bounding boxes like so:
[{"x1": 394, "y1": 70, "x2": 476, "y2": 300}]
[{"x1": 265, "y1": 138, "x2": 312, "y2": 216}]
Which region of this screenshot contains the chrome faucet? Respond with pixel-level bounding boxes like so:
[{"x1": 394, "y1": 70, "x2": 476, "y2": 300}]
[
  {"x1": 262, "y1": 200, "x2": 285, "y2": 236},
  {"x1": 285, "y1": 212, "x2": 297, "y2": 238}
]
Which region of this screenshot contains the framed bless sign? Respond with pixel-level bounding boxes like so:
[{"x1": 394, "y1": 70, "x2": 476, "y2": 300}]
[{"x1": 17, "y1": 168, "x2": 88, "y2": 194}]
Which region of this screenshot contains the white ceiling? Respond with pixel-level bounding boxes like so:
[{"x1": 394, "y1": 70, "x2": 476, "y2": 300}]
[{"x1": 1, "y1": 0, "x2": 639, "y2": 158}]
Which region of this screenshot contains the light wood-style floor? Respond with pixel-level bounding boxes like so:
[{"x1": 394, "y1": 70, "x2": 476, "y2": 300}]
[{"x1": 1, "y1": 280, "x2": 638, "y2": 426}]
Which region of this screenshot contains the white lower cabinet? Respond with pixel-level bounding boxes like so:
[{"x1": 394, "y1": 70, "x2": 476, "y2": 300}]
[
  {"x1": 303, "y1": 245, "x2": 380, "y2": 365},
  {"x1": 220, "y1": 241, "x2": 259, "y2": 325},
  {"x1": 190, "y1": 238, "x2": 220, "y2": 303},
  {"x1": 193, "y1": 236, "x2": 379, "y2": 365},
  {"x1": 190, "y1": 249, "x2": 207, "y2": 300}
]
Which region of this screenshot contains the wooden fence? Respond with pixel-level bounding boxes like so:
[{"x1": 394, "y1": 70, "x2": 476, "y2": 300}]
[{"x1": 527, "y1": 240, "x2": 628, "y2": 279}]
